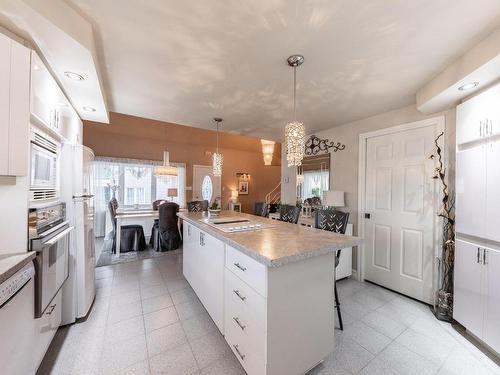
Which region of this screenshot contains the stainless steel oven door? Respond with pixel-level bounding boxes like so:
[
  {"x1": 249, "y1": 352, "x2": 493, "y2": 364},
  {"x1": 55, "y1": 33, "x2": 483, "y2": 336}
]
[{"x1": 32, "y1": 223, "x2": 73, "y2": 318}]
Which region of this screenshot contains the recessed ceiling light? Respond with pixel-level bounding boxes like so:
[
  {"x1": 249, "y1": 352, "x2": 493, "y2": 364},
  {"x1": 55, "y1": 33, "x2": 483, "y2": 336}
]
[
  {"x1": 82, "y1": 106, "x2": 96, "y2": 112},
  {"x1": 64, "y1": 71, "x2": 85, "y2": 81},
  {"x1": 33, "y1": 65, "x2": 40, "y2": 71},
  {"x1": 57, "y1": 102, "x2": 68, "y2": 107},
  {"x1": 458, "y1": 82, "x2": 479, "y2": 91}
]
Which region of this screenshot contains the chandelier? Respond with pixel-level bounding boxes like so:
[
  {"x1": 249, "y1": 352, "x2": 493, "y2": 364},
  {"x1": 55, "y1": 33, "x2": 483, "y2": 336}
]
[
  {"x1": 212, "y1": 118, "x2": 223, "y2": 176},
  {"x1": 285, "y1": 54, "x2": 306, "y2": 167},
  {"x1": 154, "y1": 151, "x2": 177, "y2": 176}
]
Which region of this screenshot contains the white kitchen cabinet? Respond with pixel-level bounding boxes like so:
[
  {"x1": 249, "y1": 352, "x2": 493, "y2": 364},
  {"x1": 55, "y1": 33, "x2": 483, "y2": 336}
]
[
  {"x1": 0, "y1": 32, "x2": 31, "y2": 177},
  {"x1": 454, "y1": 241, "x2": 500, "y2": 355},
  {"x1": 486, "y1": 141, "x2": 500, "y2": 243},
  {"x1": 455, "y1": 146, "x2": 487, "y2": 239},
  {"x1": 182, "y1": 225, "x2": 225, "y2": 331},
  {"x1": 453, "y1": 240, "x2": 484, "y2": 338},
  {"x1": 483, "y1": 248, "x2": 500, "y2": 354},
  {"x1": 456, "y1": 84, "x2": 500, "y2": 145}
]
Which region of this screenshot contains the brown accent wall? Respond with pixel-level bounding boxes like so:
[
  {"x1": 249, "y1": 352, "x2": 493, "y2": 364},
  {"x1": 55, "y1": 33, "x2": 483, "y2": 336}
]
[{"x1": 83, "y1": 112, "x2": 281, "y2": 213}]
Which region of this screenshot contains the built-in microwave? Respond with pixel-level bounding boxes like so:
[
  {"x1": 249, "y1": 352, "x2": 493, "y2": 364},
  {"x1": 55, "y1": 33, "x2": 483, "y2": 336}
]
[{"x1": 30, "y1": 128, "x2": 60, "y2": 201}]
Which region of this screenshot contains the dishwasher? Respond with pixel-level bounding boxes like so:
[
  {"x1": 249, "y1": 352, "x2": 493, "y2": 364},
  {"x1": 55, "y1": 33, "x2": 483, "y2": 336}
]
[{"x1": 0, "y1": 261, "x2": 36, "y2": 375}]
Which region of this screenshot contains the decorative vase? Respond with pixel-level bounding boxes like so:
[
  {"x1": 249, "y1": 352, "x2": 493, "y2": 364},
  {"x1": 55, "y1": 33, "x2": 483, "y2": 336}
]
[{"x1": 209, "y1": 209, "x2": 221, "y2": 216}]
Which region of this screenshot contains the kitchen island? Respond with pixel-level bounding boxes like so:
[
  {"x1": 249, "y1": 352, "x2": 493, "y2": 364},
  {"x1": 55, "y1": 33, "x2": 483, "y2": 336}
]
[{"x1": 178, "y1": 211, "x2": 362, "y2": 375}]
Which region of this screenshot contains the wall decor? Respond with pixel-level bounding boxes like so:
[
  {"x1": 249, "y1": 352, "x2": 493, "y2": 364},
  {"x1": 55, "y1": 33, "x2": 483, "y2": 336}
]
[
  {"x1": 304, "y1": 135, "x2": 345, "y2": 155},
  {"x1": 238, "y1": 180, "x2": 249, "y2": 195}
]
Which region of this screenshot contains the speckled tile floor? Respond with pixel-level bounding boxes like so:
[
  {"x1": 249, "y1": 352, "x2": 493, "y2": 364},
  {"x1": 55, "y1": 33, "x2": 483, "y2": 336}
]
[{"x1": 37, "y1": 251, "x2": 500, "y2": 375}]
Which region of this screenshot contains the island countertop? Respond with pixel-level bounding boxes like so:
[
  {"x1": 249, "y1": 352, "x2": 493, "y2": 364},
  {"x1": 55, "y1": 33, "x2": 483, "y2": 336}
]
[{"x1": 178, "y1": 211, "x2": 362, "y2": 267}]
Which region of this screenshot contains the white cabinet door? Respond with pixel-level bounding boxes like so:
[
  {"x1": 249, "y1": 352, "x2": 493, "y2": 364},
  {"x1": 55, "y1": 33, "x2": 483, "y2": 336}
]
[
  {"x1": 453, "y1": 240, "x2": 484, "y2": 338},
  {"x1": 456, "y1": 93, "x2": 484, "y2": 145},
  {"x1": 8, "y1": 40, "x2": 30, "y2": 176},
  {"x1": 486, "y1": 141, "x2": 500, "y2": 243},
  {"x1": 455, "y1": 146, "x2": 487, "y2": 238},
  {"x1": 0, "y1": 33, "x2": 10, "y2": 175},
  {"x1": 182, "y1": 222, "x2": 199, "y2": 289},
  {"x1": 198, "y1": 231, "x2": 225, "y2": 332},
  {"x1": 483, "y1": 248, "x2": 500, "y2": 354}
]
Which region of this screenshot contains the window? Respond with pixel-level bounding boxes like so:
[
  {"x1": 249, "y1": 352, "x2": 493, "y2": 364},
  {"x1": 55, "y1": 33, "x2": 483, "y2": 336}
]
[
  {"x1": 93, "y1": 158, "x2": 186, "y2": 237},
  {"x1": 302, "y1": 170, "x2": 329, "y2": 200},
  {"x1": 201, "y1": 175, "x2": 213, "y2": 202}
]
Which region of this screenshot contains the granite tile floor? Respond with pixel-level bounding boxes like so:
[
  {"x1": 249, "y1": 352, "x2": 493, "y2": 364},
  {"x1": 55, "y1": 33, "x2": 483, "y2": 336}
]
[{"x1": 38, "y1": 251, "x2": 500, "y2": 375}]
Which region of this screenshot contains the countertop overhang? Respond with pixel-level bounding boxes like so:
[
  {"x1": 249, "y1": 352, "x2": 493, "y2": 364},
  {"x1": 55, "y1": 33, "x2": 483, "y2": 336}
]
[
  {"x1": 178, "y1": 211, "x2": 362, "y2": 267},
  {"x1": 0, "y1": 251, "x2": 36, "y2": 284}
]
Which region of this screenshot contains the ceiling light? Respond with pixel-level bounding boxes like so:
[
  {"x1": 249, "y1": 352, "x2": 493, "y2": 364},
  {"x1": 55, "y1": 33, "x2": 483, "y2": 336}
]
[
  {"x1": 212, "y1": 118, "x2": 223, "y2": 177},
  {"x1": 285, "y1": 54, "x2": 306, "y2": 167},
  {"x1": 58, "y1": 102, "x2": 68, "y2": 107},
  {"x1": 82, "y1": 106, "x2": 96, "y2": 112},
  {"x1": 458, "y1": 82, "x2": 479, "y2": 91},
  {"x1": 261, "y1": 140, "x2": 275, "y2": 166},
  {"x1": 154, "y1": 151, "x2": 177, "y2": 176},
  {"x1": 33, "y1": 65, "x2": 40, "y2": 71},
  {"x1": 64, "y1": 71, "x2": 85, "y2": 81}
]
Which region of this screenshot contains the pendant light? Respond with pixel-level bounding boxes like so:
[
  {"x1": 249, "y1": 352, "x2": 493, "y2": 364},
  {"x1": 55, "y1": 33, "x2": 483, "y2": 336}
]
[
  {"x1": 212, "y1": 117, "x2": 223, "y2": 176},
  {"x1": 285, "y1": 54, "x2": 306, "y2": 167},
  {"x1": 154, "y1": 151, "x2": 177, "y2": 176}
]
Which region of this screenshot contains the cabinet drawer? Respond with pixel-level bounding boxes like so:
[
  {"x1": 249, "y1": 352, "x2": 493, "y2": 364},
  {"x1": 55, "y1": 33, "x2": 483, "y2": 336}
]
[
  {"x1": 35, "y1": 288, "x2": 62, "y2": 369},
  {"x1": 225, "y1": 268, "x2": 266, "y2": 348},
  {"x1": 225, "y1": 313, "x2": 266, "y2": 375},
  {"x1": 226, "y1": 245, "x2": 267, "y2": 297}
]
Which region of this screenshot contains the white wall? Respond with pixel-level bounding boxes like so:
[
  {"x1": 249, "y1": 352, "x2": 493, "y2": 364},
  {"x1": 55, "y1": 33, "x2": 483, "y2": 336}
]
[{"x1": 281, "y1": 104, "x2": 456, "y2": 269}]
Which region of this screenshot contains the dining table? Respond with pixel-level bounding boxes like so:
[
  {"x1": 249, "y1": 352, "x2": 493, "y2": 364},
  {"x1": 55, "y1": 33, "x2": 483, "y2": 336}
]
[{"x1": 115, "y1": 207, "x2": 186, "y2": 256}]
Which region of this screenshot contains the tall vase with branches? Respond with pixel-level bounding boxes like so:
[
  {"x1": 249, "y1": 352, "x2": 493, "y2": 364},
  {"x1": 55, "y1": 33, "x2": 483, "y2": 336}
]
[{"x1": 429, "y1": 131, "x2": 455, "y2": 322}]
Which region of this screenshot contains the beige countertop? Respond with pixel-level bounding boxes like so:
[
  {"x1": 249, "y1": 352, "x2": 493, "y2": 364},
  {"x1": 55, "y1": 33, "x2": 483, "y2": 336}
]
[
  {"x1": 178, "y1": 211, "x2": 362, "y2": 267},
  {"x1": 0, "y1": 252, "x2": 36, "y2": 284}
]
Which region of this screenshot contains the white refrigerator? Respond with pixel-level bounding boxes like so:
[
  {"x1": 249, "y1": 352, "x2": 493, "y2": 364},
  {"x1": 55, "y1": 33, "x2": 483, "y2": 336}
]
[{"x1": 61, "y1": 144, "x2": 96, "y2": 324}]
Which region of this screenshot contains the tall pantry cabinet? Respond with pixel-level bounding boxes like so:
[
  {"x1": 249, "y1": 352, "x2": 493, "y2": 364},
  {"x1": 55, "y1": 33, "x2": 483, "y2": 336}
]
[{"x1": 454, "y1": 83, "x2": 500, "y2": 355}]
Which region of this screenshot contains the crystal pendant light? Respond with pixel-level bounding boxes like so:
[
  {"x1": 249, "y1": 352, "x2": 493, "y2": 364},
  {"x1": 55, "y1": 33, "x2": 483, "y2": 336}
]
[
  {"x1": 285, "y1": 54, "x2": 306, "y2": 167},
  {"x1": 212, "y1": 118, "x2": 223, "y2": 176}
]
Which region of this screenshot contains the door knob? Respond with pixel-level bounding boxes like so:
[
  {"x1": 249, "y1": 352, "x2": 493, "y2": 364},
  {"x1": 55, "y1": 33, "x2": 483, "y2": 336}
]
[{"x1": 364, "y1": 213, "x2": 371, "y2": 219}]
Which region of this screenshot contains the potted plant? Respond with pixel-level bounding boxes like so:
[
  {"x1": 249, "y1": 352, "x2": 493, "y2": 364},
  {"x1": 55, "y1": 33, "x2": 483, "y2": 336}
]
[{"x1": 209, "y1": 198, "x2": 221, "y2": 216}]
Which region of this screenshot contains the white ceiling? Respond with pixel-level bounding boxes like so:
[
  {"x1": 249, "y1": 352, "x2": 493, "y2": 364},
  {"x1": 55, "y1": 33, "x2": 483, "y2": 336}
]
[{"x1": 68, "y1": 0, "x2": 500, "y2": 141}]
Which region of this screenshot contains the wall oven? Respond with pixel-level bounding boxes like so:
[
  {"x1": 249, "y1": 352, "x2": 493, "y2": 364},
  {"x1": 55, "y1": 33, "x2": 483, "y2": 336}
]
[
  {"x1": 29, "y1": 203, "x2": 72, "y2": 318},
  {"x1": 30, "y1": 127, "x2": 60, "y2": 201}
]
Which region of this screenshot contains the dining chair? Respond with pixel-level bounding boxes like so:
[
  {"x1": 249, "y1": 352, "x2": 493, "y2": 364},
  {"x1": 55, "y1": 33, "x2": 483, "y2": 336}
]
[
  {"x1": 187, "y1": 200, "x2": 208, "y2": 212},
  {"x1": 254, "y1": 202, "x2": 269, "y2": 217},
  {"x1": 152, "y1": 202, "x2": 181, "y2": 251},
  {"x1": 315, "y1": 208, "x2": 350, "y2": 330},
  {"x1": 278, "y1": 204, "x2": 301, "y2": 224},
  {"x1": 108, "y1": 198, "x2": 146, "y2": 253}
]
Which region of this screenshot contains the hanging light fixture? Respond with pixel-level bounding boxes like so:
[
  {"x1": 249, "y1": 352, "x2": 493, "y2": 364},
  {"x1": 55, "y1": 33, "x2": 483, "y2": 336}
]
[
  {"x1": 154, "y1": 151, "x2": 177, "y2": 176},
  {"x1": 260, "y1": 139, "x2": 275, "y2": 166},
  {"x1": 212, "y1": 117, "x2": 223, "y2": 176},
  {"x1": 285, "y1": 54, "x2": 306, "y2": 167}
]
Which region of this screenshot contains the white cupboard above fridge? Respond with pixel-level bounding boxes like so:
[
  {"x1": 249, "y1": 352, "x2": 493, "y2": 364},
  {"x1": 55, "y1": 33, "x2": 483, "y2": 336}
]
[
  {"x1": 30, "y1": 51, "x2": 82, "y2": 145},
  {"x1": 0, "y1": 32, "x2": 31, "y2": 178}
]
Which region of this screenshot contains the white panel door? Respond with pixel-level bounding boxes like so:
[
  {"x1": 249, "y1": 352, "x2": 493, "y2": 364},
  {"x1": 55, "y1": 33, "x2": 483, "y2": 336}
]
[
  {"x1": 363, "y1": 125, "x2": 437, "y2": 303},
  {"x1": 486, "y1": 140, "x2": 500, "y2": 243},
  {"x1": 453, "y1": 240, "x2": 484, "y2": 338},
  {"x1": 193, "y1": 165, "x2": 221, "y2": 205},
  {"x1": 483, "y1": 248, "x2": 500, "y2": 354},
  {"x1": 455, "y1": 146, "x2": 487, "y2": 239}
]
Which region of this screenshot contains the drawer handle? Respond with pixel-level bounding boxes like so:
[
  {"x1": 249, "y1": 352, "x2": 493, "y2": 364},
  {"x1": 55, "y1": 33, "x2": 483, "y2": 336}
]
[
  {"x1": 46, "y1": 304, "x2": 56, "y2": 315},
  {"x1": 233, "y1": 344, "x2": 246, "y2": 360},
  {"x1": 233, "y1": 316, "x2": 246, "y2": 330},
  {"x1": 233, "y1": 289, "x2": 246, "y2": 301},
  {"x1": 233, "y1": 262, "x2": 247, "y2": 272}
]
